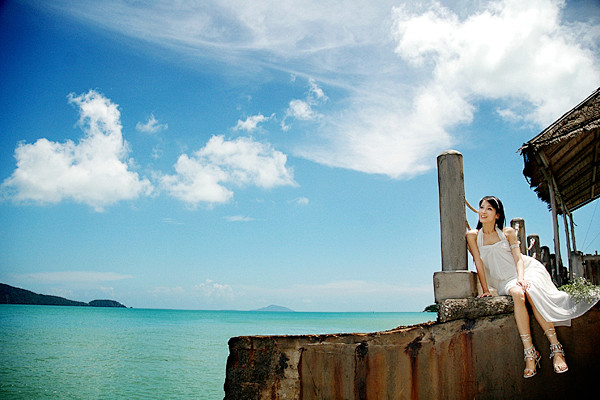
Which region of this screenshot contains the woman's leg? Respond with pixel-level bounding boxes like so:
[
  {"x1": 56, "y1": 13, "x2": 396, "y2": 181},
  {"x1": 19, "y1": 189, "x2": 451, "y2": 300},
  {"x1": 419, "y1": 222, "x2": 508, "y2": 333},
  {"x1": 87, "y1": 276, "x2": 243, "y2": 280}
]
[
  {"x1": 509, "y1": 286, "x2": 538, "y2": 376},
  {"x1": 511, "y1": 286, "x2": 532, "y2": 333},
  {"x1": 525, "y1": 293, "x2": 568, "y2": 372}
]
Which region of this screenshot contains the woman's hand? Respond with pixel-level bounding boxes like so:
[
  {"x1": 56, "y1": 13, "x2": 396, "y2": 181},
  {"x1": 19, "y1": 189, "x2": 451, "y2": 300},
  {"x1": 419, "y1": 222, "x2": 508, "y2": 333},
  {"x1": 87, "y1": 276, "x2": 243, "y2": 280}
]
[
  {"x1": 478, "y1": 291, "x2": 492, "y2": 298},
  {"x1": 517, "y1": 280, "x2": 530, "y2": 292}
]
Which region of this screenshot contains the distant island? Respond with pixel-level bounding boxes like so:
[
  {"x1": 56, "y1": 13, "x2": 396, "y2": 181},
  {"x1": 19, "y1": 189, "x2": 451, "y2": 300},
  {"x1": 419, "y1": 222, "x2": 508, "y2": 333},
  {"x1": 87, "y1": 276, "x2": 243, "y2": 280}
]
[
  {"x1": 423, "y1": 304, "x2": 438, "y2": 313},
  {"x1": 0, "y1": 283, "x2": 127, "y2": 308},
  {"x1": 253, "y1": 305, "x2": 294, "y2": 312}
]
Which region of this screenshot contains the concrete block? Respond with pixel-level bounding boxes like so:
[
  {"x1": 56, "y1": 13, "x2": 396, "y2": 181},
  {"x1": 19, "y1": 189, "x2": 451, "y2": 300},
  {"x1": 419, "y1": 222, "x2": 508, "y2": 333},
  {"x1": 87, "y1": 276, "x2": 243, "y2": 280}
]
[
  {"x1": 437, "y1": 296, "x2": 514, "y2": 323},
  {"x1": 433, "y1": 270, "x2": 478, "y2": 303}
]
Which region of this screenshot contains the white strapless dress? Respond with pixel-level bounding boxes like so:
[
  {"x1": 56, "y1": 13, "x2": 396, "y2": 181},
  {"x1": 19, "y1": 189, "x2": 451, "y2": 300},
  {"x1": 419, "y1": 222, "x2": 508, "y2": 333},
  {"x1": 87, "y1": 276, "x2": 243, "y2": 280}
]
[{"x1": 477, "y1": 227, "x2": 597, "y2": 326}]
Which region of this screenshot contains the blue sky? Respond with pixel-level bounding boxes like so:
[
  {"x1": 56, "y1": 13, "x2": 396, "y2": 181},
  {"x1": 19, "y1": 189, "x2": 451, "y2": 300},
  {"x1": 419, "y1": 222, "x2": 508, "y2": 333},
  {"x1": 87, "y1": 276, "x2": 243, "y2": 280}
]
[{"x1": 1, "y1": 0, "x2": 599, "y2": 312}]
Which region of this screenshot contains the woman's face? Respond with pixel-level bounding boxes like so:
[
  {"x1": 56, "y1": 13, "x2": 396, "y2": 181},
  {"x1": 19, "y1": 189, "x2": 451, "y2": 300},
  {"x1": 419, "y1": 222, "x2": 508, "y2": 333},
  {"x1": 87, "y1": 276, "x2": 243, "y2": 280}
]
[{"x1": 479, "y1": 199, "x2": 499, "y2": 225}]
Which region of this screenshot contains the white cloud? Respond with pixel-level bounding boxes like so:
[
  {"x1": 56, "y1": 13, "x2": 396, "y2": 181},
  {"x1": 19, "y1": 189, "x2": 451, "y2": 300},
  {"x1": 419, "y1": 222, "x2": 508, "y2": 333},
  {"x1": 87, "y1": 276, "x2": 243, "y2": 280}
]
[
  {"x1": 391, "y1": 0, "x2": 600, "y2": 126},
  {"x1": 234, "y1": 113, "x2": 273, "y2": 132},
  {"x1": 146, "y1": 280, "x2": 236, "y2": 307},
  {"x1": 193, "y1": 279, "x2": 234, "y2": 300},
  {"x1": 151, "y1": 145, "x2": 163, "y2": 159},
  {"x1": 282, "y1": 78, "x2": 327, "y2": 130},
  {"x1": 159, "y1": 152, "x2": 233, "y2": 205},
  {"x1": 20, "y1": 271, "x2": 133, "y2": 283},
  {"x1": 291, "y1": 196, "x2": 309, "y2": 205},
  {"x1": 221, "y1": 1, "x2": 595, "y2": 178},
  {"x1": 136, "y1": 113, "x2": 168, "y2": 133},
  {"x1": 287, "y1": 100, "x2": 318, "y2": 121},
  {"x1": 149, "y1": 286, "x2": 185, "y2": 295},
  {"x1": 225, "y1": 215, "x2": 254, "y2": 222},
  {"x1": 161, "y1": 217, "x2": 185, "y2": 225},
  {"x1": 301, "y1": 0, "x2": 600, "y2": 178},
  {"x1": 1, "y1": 90, "x2": 153, "y2": 211},
  {"x1": 160, "y1": 135, "x2": 296, "y2": 206},
  {"x1": 308, "y1": 77, "x2": 327, "y2": 101},
  {"x1": 37, "y1": 0, "x2": 600, "y2": 178}
]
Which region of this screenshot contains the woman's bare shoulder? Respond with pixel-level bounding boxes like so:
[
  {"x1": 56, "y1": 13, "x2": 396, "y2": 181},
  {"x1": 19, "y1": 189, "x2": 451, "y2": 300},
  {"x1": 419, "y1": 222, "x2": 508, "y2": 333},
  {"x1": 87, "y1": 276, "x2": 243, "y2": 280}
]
[{"x1": 466, "y1": 229, "x2": 479, "y2": 239}]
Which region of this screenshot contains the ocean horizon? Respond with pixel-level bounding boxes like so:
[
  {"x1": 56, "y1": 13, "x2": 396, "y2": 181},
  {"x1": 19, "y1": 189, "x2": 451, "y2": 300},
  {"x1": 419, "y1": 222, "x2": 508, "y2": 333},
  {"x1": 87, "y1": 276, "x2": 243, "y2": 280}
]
[{"x1": 0, "y1": 304, "x2": 436, "y2": 399}]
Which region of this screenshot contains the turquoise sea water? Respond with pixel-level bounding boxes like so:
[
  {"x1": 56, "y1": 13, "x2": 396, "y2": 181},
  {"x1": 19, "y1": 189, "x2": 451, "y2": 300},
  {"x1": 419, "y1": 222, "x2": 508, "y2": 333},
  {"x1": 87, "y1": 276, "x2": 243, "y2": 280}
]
[{"x1": 0, "y1": 305, "x2": 436, "y2": 399}]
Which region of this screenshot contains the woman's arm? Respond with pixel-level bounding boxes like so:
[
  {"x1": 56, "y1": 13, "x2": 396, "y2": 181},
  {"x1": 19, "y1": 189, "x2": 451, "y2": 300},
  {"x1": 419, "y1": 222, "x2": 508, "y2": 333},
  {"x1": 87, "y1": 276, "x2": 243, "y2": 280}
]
[
  {"x1": 466, "y1": 229, "x2": 492, "y2": 297},
  {"x1": 504, "y1": 227, "x2": 528, "y2": 290}
]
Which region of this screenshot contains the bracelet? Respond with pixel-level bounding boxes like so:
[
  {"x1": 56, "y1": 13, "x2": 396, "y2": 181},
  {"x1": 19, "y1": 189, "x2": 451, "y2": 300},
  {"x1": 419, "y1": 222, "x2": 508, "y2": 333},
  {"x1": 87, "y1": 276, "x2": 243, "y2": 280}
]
[{"x1": 509, "y1": 243, "x2": 519, "y2": 249}]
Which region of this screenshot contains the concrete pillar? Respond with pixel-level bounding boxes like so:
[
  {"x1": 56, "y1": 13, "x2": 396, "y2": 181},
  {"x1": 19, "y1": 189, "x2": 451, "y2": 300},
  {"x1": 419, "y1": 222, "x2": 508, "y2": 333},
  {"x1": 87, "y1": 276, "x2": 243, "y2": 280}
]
[
  {"x1": 540, "y1": 246, "x2": 551, "y2": 274},
  {"x1": 570, "y1": 251, "x2": 585, "y2": 279},
  {"x1": 437, "y1": 150, "x2": 467, "y2": 271},
  {"x1": 527, "y1": 234, "x2": 540, "y2": 259},
  {"x1": 433, "y1": 150, "x2": 477, "y2": 303},
  {"x1": 510, "y1": 218, "x2": 526, "y2": 255}
]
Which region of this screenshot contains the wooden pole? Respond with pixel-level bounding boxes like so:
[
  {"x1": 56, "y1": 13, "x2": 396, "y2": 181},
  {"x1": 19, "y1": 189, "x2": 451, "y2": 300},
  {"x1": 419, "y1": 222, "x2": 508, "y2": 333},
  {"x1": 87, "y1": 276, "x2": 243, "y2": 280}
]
[
  {"x1": 562, "y1": 212, "x2": 573, "y2": 279},
  {"x1": 569, "y1": 213, "x2": 577, "y2": 253},
  {"x1": 548, "y1": 177, "x2": 563, "y2": 270},
  {"x1": 537, "y1": 152, "x2": 563, "y2": 271}
]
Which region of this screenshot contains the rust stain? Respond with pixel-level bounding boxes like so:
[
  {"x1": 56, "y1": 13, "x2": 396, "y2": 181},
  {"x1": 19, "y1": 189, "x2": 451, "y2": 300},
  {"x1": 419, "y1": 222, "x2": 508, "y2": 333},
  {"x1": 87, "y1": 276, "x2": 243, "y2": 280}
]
[
  {"x1": 365, "y1": 348, "x2": 385, "y2": 399},
  {"x1": 333, "y1": 357, "x2": 344, "y2": 400},
  {"x1": 404, "y1": 331, "x2": 424, "y2": 400},
  {"x1": 354, "y1": 341, "x2": 369, "y2": 400},
  {"x1": 298, "y1": 348, "x2": 304, "y2": 399},
  {"x1": 447, "y1": 322, "x2": 476, "y2": 399},
  {"x1": 458, "y1": 322, "x2": 475, "y2": 388}
]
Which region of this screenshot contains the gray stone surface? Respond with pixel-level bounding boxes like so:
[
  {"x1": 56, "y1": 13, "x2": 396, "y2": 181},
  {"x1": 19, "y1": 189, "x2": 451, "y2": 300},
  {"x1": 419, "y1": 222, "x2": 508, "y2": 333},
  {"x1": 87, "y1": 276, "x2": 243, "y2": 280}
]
[
  {"x1": 437, "y1": 295, "x2": 514, "y2": 323},
  {"x1": 433, "y1": 270, "x2": 478, "y2": 303}
]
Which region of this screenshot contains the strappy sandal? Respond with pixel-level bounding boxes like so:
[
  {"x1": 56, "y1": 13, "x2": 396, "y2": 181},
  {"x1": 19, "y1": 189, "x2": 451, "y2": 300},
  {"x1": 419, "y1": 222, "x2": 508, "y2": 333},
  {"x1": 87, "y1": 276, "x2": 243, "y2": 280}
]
[
  {"x1": 520, "y1": 334, "x2": 541, "y2": 378},
  {"x1": 544, "y1": 328, "x2": 568, "y2": 374}
]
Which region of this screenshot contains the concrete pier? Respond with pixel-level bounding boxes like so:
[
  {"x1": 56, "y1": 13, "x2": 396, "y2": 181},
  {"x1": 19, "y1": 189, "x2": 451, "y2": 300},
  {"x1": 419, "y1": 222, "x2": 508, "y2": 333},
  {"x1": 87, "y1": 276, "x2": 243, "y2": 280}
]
[
  {"x1": 433, "y1": 150, "x2": 477, "y2": 302},
  {"x1": 224, "y1": 306, "x2": 600, "y2": 399}
]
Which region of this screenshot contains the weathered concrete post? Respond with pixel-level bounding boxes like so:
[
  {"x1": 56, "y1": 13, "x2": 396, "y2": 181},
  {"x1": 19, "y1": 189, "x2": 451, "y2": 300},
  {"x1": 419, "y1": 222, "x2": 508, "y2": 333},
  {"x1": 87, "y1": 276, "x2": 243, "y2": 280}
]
[
  {"x1": 433, "y1": 150, "x2": 477, "y2": 303},
  {"x1": 527, "y1": 234, "x2": 540, "y2": 259},
  {"x1": 510, "y1": 218, "x2": 526, "y2": 255},
  {"x1": 540, "y1": 246, "x2": 551, "y2": 274}
]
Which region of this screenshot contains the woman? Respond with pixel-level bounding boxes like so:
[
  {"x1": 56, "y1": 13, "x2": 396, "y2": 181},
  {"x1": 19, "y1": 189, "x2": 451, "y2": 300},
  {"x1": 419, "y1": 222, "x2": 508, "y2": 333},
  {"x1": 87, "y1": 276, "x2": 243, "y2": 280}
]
[{"x1": 466, "y1": 196, "x2": 597, "y2": 378}]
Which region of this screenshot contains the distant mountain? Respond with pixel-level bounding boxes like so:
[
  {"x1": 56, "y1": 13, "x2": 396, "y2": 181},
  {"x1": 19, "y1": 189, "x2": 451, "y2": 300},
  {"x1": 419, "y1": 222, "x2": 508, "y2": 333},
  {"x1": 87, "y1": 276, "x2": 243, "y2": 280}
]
[
  {"x1": 0, "y1": 283, "x2": 127, "y2": 308},
  {"x1": 253, "y1": 305, "x2": 294, "y2": 312}
]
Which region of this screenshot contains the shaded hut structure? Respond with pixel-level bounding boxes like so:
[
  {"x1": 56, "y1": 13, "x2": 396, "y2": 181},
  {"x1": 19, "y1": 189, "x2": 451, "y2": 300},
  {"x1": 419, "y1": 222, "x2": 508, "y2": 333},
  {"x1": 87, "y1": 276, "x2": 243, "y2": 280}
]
[{"x1": 519, "y1": 87, "x2": 600, "y2": 284}]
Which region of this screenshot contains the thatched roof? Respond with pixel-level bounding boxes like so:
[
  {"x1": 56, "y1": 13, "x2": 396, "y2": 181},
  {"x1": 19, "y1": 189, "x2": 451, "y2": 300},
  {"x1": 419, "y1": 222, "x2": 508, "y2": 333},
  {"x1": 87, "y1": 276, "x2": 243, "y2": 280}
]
[{"x1": 519, "y1": 87, "x2": 600, "y2": 215}]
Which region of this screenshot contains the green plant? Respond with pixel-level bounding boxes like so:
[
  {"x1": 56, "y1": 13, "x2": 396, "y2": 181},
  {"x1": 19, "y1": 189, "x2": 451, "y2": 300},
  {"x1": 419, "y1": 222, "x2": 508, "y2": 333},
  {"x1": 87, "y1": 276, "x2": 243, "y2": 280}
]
[{"x1": 559, "y1": 277, "x2": 600, "y2": 304}]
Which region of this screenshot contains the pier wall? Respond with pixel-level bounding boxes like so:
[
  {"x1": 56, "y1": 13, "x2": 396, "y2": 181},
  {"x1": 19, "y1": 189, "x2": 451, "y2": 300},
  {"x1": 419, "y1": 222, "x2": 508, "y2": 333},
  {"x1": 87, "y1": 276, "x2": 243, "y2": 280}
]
[{"x1": 224, "y1": 304, "x2": 600, "y2": 399}]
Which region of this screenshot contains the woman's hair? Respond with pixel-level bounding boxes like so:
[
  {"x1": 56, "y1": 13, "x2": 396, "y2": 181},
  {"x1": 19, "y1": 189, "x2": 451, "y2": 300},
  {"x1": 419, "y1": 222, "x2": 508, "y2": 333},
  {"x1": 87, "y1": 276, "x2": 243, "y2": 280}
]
[{"x1": 476, "y1": 196, "x2": 506, "y2": 230}]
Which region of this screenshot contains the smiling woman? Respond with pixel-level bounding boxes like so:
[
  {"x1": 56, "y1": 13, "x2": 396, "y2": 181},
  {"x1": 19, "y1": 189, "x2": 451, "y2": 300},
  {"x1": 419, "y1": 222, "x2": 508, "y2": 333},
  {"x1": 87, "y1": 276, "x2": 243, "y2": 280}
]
[{"x1": 467, "y1": 196, "x2": 600, "y2": 378}]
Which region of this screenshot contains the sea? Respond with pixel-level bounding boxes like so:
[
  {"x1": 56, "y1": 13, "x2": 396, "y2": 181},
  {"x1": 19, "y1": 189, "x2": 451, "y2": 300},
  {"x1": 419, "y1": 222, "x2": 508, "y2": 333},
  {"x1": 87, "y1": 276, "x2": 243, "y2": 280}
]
[{"x1": 0, "y1": 305, "x2": 436, "y2": 399}]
